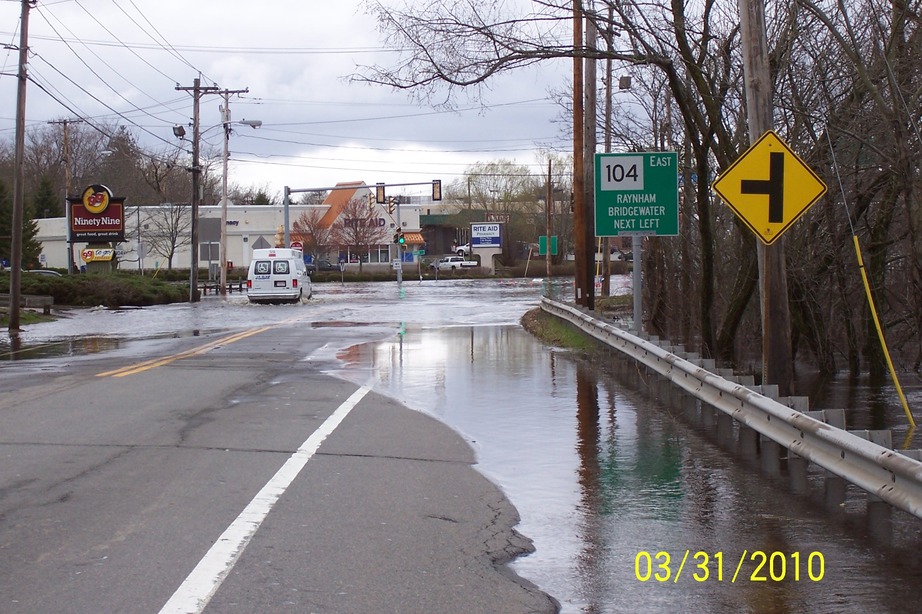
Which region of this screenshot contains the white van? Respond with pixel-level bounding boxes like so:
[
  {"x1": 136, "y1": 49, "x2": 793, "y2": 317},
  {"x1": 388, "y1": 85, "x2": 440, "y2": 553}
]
[{"x1": 246, "y1": 248, "x2": 311, "y2": 304}]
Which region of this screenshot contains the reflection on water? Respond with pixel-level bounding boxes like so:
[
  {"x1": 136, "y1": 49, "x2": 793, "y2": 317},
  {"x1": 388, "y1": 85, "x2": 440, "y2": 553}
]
[
  {"x1": 0, "y1": 335, "x2": 122, "y2": 360},
  {"x1": 342, "y1": 325, "x2": 922, "y2": 614},
  {"x1": 796, "y1": 369, "x2": 922, "y2": 449}
]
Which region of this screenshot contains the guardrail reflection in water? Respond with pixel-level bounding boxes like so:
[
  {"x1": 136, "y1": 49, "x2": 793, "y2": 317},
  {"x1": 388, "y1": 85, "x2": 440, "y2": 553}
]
[{"x1": 540, "y1": 297, "x2": 922, "y2": 522}]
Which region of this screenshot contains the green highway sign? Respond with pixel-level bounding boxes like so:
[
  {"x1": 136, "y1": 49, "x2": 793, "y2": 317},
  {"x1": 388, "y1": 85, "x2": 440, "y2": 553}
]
[
  {"x1": 594, "y1": 152, "x2": 679, "y2": 236},
  {"x1": 538, "y1": 235, "x2": 558, "y2": 256}
]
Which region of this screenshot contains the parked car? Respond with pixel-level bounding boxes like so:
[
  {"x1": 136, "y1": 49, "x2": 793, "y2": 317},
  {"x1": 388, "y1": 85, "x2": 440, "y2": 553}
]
[
  {"x1": 454, "y1": 243, "x2": 471, "y2": 257},
  {"x1": 429, "y1": 255, "x2": 478, "y2": 271},
  {"x1": 305, "y1": 259, "x2": 339, "y2": 275},
  {"x1": 25, "y1": 269, "x2": 63, "y2": 277}
]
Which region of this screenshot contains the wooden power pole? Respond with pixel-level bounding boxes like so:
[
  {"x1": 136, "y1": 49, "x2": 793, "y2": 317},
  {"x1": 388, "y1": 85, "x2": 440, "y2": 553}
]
[
  {"x1": 49, "y1": 118, "x2": 82, "y2": 275},
  {"x1": 8, "y1": 0, "x2": 33, "y2": 332},
  {"x1": 176, "y1": 78, "x2": 219, "y2": 302},
  {"x1": 572, "y1": 1, "x2": 588, "y2": 308},
  {"x1": 583, "y1": 7, "x2": 598, "y2": 312},
  {"x1": 739, "y1": 0, "x2": 793, "y2": 395}
]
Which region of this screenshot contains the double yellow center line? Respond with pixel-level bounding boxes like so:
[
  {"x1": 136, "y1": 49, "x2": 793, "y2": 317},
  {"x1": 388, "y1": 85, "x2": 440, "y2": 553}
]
[{"x1": 96, "y1": 325, "x2": 274, "y2": 378}]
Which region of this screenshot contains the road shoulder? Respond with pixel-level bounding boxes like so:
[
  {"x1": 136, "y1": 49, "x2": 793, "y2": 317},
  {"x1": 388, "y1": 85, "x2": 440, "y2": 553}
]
[{"x1": 209, "y1": 387, "x2": 559, "y2": 613}]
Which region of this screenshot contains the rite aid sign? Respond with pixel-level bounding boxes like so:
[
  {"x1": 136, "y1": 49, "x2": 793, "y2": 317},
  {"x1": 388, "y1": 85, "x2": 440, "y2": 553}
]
[{"x1": 471, "y1": 223, "x2": 502, "y2": 247}]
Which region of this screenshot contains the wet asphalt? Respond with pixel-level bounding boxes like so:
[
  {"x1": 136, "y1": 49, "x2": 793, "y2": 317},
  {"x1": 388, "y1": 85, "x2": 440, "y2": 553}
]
[{"x1": 0, "y1": 296, "x2": 559, "y2": 613}]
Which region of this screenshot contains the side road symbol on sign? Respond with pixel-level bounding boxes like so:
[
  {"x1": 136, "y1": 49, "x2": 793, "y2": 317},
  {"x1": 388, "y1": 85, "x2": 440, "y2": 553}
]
[{"x1": 712, "y1": 130, "x2": 827, "y2": 245}]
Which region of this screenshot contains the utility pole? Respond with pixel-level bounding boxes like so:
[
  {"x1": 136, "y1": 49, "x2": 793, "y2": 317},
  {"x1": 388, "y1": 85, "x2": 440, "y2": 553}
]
[
  {"x1": 572, "y1": 0, "x2": 588, "y2": 308},
  {"x1": 49, "y1": 118, "x2": 82, "y2": 275},
  {"x1": 219, "y1": 88, "x2": 248, "y2": 296},
  {"x1": 176, "y1": 78, "x2": 220, "y2": 302},
  {"x1": 8, "y1": 0, "x2": 34, "y2": 332},
  {"x1": 739, "y1": 0, "x2": 793, "y2": 395},
  {"x1": 601, "y1": 4, "x2": 614, "y2": 298},
  {"x1": 584, "y1": 4, "x2": 598, "y2": 311},
  {"x1": 545, "y1": 159, "x2": 552, "y2": 279}
]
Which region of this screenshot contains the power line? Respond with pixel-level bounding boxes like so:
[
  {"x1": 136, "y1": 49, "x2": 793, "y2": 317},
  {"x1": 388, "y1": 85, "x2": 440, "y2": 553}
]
[
  {"x1": 30, "y1": 53, "x2": 181, "y2": 149},
  {"x1": 33, "y1": 7, "x2": 182, "y2": 126},
  {"x1": 119, "y1": 0, "x2": 204, "y2": 76},
  {"x1": 0, "y1": 30, "x2": 401, "y2": 55}
]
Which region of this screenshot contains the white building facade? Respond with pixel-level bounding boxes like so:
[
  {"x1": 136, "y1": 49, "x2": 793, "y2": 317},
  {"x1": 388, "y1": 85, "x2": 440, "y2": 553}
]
[{"x1": 34, "y1": 185, "x2": 427, "y2": 273}]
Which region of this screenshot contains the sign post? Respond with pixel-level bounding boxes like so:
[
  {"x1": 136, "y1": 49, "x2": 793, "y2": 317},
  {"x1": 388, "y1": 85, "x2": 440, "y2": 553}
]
[
  {"x1": 713, "y1": 128, "x2": 827, "y2": 395},
  {"x1": 594, "y1": 152, "x2": 678, "y2": 332}
]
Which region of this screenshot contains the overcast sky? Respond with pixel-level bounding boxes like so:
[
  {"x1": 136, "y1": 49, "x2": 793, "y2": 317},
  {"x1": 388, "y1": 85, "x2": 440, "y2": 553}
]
[{"x1": 0, "y1": 0, "x2": 572, "y2": 202}]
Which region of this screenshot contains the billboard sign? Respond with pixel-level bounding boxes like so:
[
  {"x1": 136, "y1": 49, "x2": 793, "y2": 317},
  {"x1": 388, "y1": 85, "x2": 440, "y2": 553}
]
[
  {"x1": 69, "y1": 184, "x2": 125, "y2": 242},
  {"x1": 471, "y1": 223, "x2": 502, "y2": 247}
]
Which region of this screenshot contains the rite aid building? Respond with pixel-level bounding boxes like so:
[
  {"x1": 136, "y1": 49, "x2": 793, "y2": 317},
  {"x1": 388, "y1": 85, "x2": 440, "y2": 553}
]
[{"x1": 34, "y1": 182, "x2": 431, "y2": 273}]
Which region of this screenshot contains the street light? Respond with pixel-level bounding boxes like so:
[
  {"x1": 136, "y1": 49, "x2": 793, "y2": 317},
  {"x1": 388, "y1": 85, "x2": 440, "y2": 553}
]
[{"x1": 220, "y1": 100, "x2": 261, "y2": 296}]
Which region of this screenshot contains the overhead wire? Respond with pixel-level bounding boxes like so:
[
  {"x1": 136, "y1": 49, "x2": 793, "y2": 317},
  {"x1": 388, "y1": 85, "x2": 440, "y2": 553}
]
[
  {"x1": 120, "y1": 0, "x2": 205, "y2": 77},
  {"x1": 29, "y1": 52, "x2": 182, "y2": 150},
  {"x1": 3, "y1": 3, "x2": 564, "y2": 184},
  {"x1": 34, "y1": 3, "x2": 186, "y2": 127}
]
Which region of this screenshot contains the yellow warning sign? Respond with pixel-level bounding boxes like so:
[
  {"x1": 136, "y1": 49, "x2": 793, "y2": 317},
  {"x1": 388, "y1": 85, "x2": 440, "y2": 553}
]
[{"x1": 712, "y1": 130, "x2": 827, "y2": 245}]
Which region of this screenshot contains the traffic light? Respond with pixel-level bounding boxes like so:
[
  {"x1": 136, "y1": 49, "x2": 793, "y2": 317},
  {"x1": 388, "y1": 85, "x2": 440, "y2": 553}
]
[
  {"x1": 387, "y1": 197, "x2": 396, "y2": 215},
  {"x1": 367, "y1": 193, "x2": 375, "y2": 207},
  {"x1": 397, "y1": 231, "x2": 406, "y2": 245},
  {"x1": 393, "y1": 232, "x2": 400, "y2": 244},
  {"x1": 432, "y1": 179, "x2": 442, "y2": 201}
]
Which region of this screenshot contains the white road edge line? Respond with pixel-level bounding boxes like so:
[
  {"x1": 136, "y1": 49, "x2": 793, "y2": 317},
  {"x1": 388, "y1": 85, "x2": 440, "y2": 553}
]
[{"x1": 159, "y1": 384, "x2": 372, "y2": 614}]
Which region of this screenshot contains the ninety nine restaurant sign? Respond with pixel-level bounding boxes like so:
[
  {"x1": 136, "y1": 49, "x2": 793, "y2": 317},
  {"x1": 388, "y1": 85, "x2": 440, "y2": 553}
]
[
  {"x1": 594, "y1": 152, "x2": 679, "y2": 237},
  {"x1": 69, "y1": 184, "x2": 126, "y2": 242}
]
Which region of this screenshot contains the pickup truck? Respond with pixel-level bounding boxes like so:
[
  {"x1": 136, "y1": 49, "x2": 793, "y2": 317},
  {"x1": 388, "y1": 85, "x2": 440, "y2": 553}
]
[{"x1": 429, "y1": 255, "x2": 478, "y2": 271}]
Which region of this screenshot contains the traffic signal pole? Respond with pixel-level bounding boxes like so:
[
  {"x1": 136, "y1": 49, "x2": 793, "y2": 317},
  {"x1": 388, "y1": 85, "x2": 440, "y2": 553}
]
[{"x1": 395, "y1": 197, "x2": 403, "y2": 285}]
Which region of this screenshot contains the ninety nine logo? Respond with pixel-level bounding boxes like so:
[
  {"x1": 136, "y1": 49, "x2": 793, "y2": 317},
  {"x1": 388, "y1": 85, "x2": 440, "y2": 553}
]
[{"x1": 81, "y1": 184, "x2": 112, "y2": 214}]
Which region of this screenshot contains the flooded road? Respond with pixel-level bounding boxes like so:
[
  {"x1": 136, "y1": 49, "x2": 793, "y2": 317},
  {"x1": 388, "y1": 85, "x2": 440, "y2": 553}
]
[
  {"x1": 5, "y1": 278, "x2": 922, "y2": 612},
  {"x1": 338, "y1": 322, "x2": 922, "y2": 613}
]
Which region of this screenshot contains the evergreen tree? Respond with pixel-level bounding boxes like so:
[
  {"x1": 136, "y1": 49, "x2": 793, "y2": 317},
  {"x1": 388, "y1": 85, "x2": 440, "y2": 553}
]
[
  {"x1": 0, "y1": 178, "x2": 45, "y2": 268},
  {"x1": 0, "y1": 179, "x2": 11, "y2": 266},
  {"x1": 32, "y1": 177, "x2": 61, "y2": 218},
  {"x1": 253, "y1": 189, "x2": 273, "y2": 206},
  {"x1": 21, "y1": 201, "x2": 43, "y2": 268}
]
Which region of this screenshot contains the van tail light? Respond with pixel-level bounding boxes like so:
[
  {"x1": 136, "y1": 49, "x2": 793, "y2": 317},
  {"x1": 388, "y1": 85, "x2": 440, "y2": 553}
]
[
  {"x1": 292, "y1": 279, "x2": 298, "y2": 288},
  {"x1": 247, "y1": 280, "x2": 252, "y2": 288}
]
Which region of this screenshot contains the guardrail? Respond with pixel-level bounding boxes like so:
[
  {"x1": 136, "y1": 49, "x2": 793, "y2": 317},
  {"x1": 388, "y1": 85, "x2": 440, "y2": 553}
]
[{"x1": 541, "y1": 297, "x2": 922, "y2": 520}]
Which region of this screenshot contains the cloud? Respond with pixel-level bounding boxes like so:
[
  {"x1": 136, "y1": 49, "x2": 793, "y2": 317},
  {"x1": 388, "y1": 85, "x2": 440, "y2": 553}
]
[{"x1": 0, "y1": 1, "x2": 571, "y2": 201}]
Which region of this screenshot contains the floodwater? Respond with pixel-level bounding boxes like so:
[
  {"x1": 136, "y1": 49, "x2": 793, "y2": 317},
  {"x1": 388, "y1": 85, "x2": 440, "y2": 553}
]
[
  {"x1": 352, "y1": 326, "x2": 922, "y2": 613},
  {"x1": 5, "y1": 278, "x2": 922, "y2": 612}
]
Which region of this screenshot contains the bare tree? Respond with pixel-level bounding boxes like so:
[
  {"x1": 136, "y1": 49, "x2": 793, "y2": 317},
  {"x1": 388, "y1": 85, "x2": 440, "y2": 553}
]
[
  {"x1": 291, "y1": 207, "x2": 336, "y2": 260},
  {"x1": 141, "y1": 203, "x2": 192, "y2": 270},
  {"x1": 331, "y1": 198, "x2": 389, "y2": 272},
  {"x1": 298, "y1": 191, "x2": 328, "y2": 205}
]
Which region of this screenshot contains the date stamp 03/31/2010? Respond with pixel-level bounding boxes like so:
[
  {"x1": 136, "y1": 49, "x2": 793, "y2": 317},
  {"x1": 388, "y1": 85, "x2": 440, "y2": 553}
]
[{"x1": 634, "y1": 551, "x2": 826, "y2": 584}]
